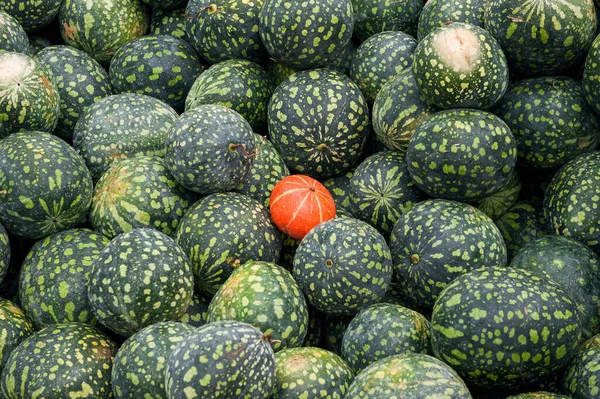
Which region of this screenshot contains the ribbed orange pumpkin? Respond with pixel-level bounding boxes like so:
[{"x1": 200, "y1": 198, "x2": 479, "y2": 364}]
[{"x1": 269, "y1": 175, "x2": 336, "y2": 240}]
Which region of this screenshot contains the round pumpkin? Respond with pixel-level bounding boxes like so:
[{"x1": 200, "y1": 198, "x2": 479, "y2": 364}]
[{"x1": 269, "y1": 175, "x2": 336, "y2": 240}]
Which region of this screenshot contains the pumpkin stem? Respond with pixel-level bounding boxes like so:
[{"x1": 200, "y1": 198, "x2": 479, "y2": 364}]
[
  {"x1": 260, "y1": 333, "x2": 281, "y2": 344},
  {"x1": 229, "y1": 135, "x2": 266, "y2": 158},
  {"x1": 0, "y1": 190, "x2": 6, "y2": 195},
  {"x1": 183, "y1": 4, "x2": 220, "y2": 19},
  {"x1": 317, "y1": 143, "x2": 343, "y2": 160}
]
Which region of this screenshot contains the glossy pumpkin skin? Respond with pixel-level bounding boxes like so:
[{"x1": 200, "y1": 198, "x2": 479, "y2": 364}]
[{"x1": 270, "y1": 174, "x2": 337, "y2": 240}]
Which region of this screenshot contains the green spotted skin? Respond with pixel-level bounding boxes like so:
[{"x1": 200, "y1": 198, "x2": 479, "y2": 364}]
[
  {"x1": 109, "y1": 34, "x2": 203, "y2": 113},
  {"x1": 185, "y1": 59, "x2": 275, "y2": 133},
  {"x1": 73, "y1": 93, "x2": 178, "y2": 182},
  {"x1": 583, "y1": 34, "x2": 600, "y2": 115},
  {"x1": 562, "y1": 334, "x2": 600, "y2": 398},
  {"x1": 0, "y1": 299, "x2": 34, "y2": 372},
  {"x1": 279, "y1": 234, "x2": 301, "y2": 271},
  {"x1": 273, "y1": 347, "x2": 355, "y2": 399},
  {"x1": 235, "y1": 134, "x2": 289, "y2": 208},
  {"x1": 417, "y1": 0, "x2": 485, "y2": 41},
  {"x1": 175, "y1": 192, "x2": 282, "y2": 296},
  {"x1": 412, "y1": 22, "x2": 509, "y2": 110},
  {"x1": 112, "y1": 321, "x2": 195, "y2": 399},
  {"x1": 90, "y1": 156, "x2": 194, "y2": 239},
  {"x1": 0, "y1": 0, "x2": 61, "y2": 31},
  {"x1": 390, "y1": 199, "x2": 507, "y2": 310},
  {"x1": 471, "y1": 169, "x2": 521, "y2": 220},
  {"x1": 185, "y1": 0, "x2": 267, "y2": 64},
  {"x1": 0, "y1": 323, "x2": 116, "y2": 398},
  {"x1": 0, "y1": 10, "x2": 29, "y2": 53},
  {"x1": 0, "y1": 222, "x2": 8, "y2": 283},
  {"x1": 341, "y1": 303, "x2": 430, "y2": 374},
  {"x1": 431, "y1": 267, "x2": 582, "y2": 389},
  {"x1": 59, "y1": 0, "x2": 150, "y2": 65},
  {"x1": 150, "y1": 8, "x2": 191, "y2": 43},
  {"x1": 350, "y1": 31, "x2": 417, "y2": 103},
  {"x1": 165, "y1": 104, "x2": 256, "y2": 195},
  {"x1": 351, "y1": 0, "x2": 422, "y2": 42},
  {"x1": 407, "y1": 109, "x2": 518, "y2": 202},
  {"x1": 320, "y1": 168, "x2": 355, "y2": 213},
  {"x1": 268, "y1": 69, "x2": 370, "y2": 178},
  {"x1": 495, "y1": 201, "x2": 549, "y2": 261},
  {"x1": 0, "y1": 132, "x2": 93, "y2": 239},
  {"x1": 494, "y1": 76, "x2": 599, "y2": 169},
  {"x1": 544, "y1": 152, "x2": 600, "y2": 252},
  {"x1": 506, "y1": 393, "x2": 571, "y2": 399},
  {"x1": 18, "y1": 228, "x2": 109, "y2": 329},
  {"x1": 259, "y1": 0, "x2": 353, "y2": 70},
  {"x1": 165, "y1": 320, "x2": 276, "y2": 399},
  {"x1": 293, "y1": 217, "x2": 392, "y2": 316},
  {"x1": 180, "y1": 293, "x2": 210, "y2": 327},
  {"x1": 88, "y1": 228, "x2": 194, "y2": 335},
  {"x1": 208, "y1": 261, "x2": 309, "y2": 352},
  {"x1": 485, "y1": 0, "x2": 596, "y2": 76},
  {"x1": 511, "y1": 235, "x2": 600, "y2": 339},
  {"x1": 34, "y1": 45, "x2": 112, "y2": 140},
  {"x1": 372, "y1": 67, "x2": 438, "y2": 153},
  {"x1": 345, "y1": 353, "x2": 472, "y2": 399},
  {"x1": 350, "y1": 151, "x2": 427, "y2": 236},
  {"x1": 0, "y1": 52, "x2": 59, "y2": 137}
]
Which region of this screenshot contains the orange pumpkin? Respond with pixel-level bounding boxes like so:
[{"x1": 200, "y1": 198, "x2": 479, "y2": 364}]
[{"x1": 269, "y1": 174, "x2": 336, "y2": 240}]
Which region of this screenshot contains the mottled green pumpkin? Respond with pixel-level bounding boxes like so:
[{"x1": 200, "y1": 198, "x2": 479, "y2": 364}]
[
  {"x1": 26, "y1": 34, "x2": 52, "y2": 55},
  {"x1": 0, "y1": 298, "x2": 34, "y2": 372},
  {"x1": 471, "y1": 169, "x2": 521, "y2": 220},
  {"x1": 273, "y1": 347, "x2": 355, "y2": 399},
  {"x1": 351, "y1": 0, "x2": 423, "y2": 41},
  {"x1": 165, "y1": 320, "x2": 276, "y2": 399},
  {"x1": 583, "y1": 33, "x2": 600, "y2": 115},
  {"x1": 0, "y1": 0, "x2": 62, "y2": 32},
  {"x1": 90, "y1": 156, "x2": 194, "y2": 239},
  {"x1": 0, "y1": 222, "x2": 8, "y2": 284},
  {"x1": 73, "y1": 93, "x2": 178, "y2": 181},
  {"x1": 0, "y1": 10, "x2": 29, "y2": 53},
  {"x1": 0, "y1": 52, "x2": 59, "y2": 137},
  {"x1": 180, "y1": 293, "x2": 210, "y2": 327},
  {"x1": 88, "y1": 228, "x2": 194, "y2": 335},
  {"x1": 150, "y1": 7, "x2": 191, "y2": 43},
  {"x1": 417, "y1": 0, "x2": 485, "y2": 41},
  {"x1": 0, "y1": 132, "x2": 93, "y2": 239},
  {"x1": 495, "y1": 200, "x2": 549, "y2": 261},
  {"x1": 34, "y1": 45, "x2": 112, "y2": 139},
  {"x1": 112, "y1": 321, "x2": 195, "y2": 399},
  {"x1": 0, "y1": 323, "x2": 116, "y2": 398},
  {"x1": 562, "y1": 333, "x2": 600, "y2": 398},
  {"x1": 320, "y1": 168, "x2": 355, "y2": 213},
  {"x1": 18, "y1": 228, "x2": 109, "y2": 329}
]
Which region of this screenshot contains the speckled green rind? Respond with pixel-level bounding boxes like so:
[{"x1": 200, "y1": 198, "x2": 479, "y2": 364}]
[
  {"x1": 234, "y1": 134, "x2": 289, "y2": 208},
  {"x1": 471, "y1": 169, "x2": 521, "y2": 220},
  {"x1": 142, "y1": 0, "x2": 186, "y2": 10},
  {"x1": 320, "y1": 169, "x2": 355, "y2": 213},
  {"x1": 0, "y1": 298, "x2": 33, "y2": 372},
  {"x1": 0, "y1": 52, "x2": 59, "y2": 136},
  {"x1": 544, "y1": 152, "x2": 600, "y2": 252},
  {"x1": 407, "y1": 109, "x2": 518, "y2": 202},
  {"x1": 273, "y1": 347, "x2": 354, "y2": 399},
  {"x1": 180, "y1": 293, "x2": 210, "y2": 327},
  {"x1": 58, "y1": 0, "x2": 150, "y2": 65},
  {"x1": 73, "y1": 93, "x2": 178, "y2": 182},
  {"x1": 0, "y1": 0, "x2": 61, "y2": 32},
  {"x1": 175, "y1": 192, "x2": 282, "y2": 296},
  {"x1": 268, "y1": 68, "x2": 370, "y2": 178},
  {"x1": 417, "y1": 0, "x2": 485, "y2": 42},
  {"x1": 494, "y1": 76, "x2": 599, "y2": 169},
  {"x1": 278, "y1": 234, "x2": 301, "y2": 271},
  {"x1": 505, "y1": 393, "x2": 570, "y2": 399},
  {"x1": 329, "y1": 40, "x2": 357, "y2": 77},
  {"x1": 18, "y1": 228, "x2": 109, "y2": 329},
  {"x1": 90, "y1": 156, "x2": 194, "y2": 239},
  {"x1": 389, "y1": 199, "x2": 507, "y2": 311},
  {"x1": 0, "y1": 132, "x2": 93, "y2": 239},
  {"x1": 165, "y1": 104, "x2": 255, "y2": 195},
  {"x1": 259, "y1": 0, "x2": 353, "y2": 70},
  {"x1": 185, "y1": 0, "x2": 267, "y2": 64},
  {"x1": 26, "y1": 34, "x2": 53, "y2": 55},
  {"x1": 323, "y1": 315, "x2": 353, "y2": 355},
  {"x1": 208, "y1": 261, "x2": 308, "y2": 352},
  {"x1": 150, "y1": 8, "x2": 191, "y2": 43},
  {"x1": 484, "y1": 0, "x2": 596, "y2": 76},
  {"x1": 0, "y1": 323, "x2": 116, "y2": 398},
  {"x1": 165, "y1": 320, "x2": 276, "y2": 399},
  {"x1": 510, "y1": 235, "x2": 600, "y2": 339},
  {"x1": 34, "y1": 45, "x2": 112, "y2": 140},
  {"x1": 111, "y1": 321, "x2": 195, "y2": 399},
  {"x1": 351, "y1": 0, "x2": 423, "y2": 42},
  {"x1": 350, "y1": 31, "x2": 417, "y2": 103},
  {"x1": 431, "y1": 266, "x2": 582, "y2": 389},
  {"x1": 341, "y1": 303, "x2": 430, "y2": 374},
  {"x1": 350, "y1": 151, "x2": 427, "y2": 236},
  {"x1": 109, "y1": 34, "x2": 202, "y2": 113},
  {"x1": 344, "y1": 352, "x2": 473, "y2": 399},
  {"x1": 185, "y1": 59, "x2": 275, "y2": 133},
  {"x1": 562, "y1": 334, "x2": 600, "y2": 398},
  {"x1": 293, "y1": 217, "x2": 392, "y2": 316},
  {"x1": 0, "y1": 11, "x2": 29, "y2": 53},
  {"x1": 88, "y1": 228, "x2": 194, "y2": 335},
  {"x1": 372, "y1": 68, "x2": 438, "y2": 153},
  {"x1": 583, "y1": 34, "x2": 600, "y2": 115},
  {"x1": 412, "y1": 22, "x2": 509, "y2": 110},
  {"x1": 0, "y1": 222, "x2": 8, "y2": 284},
  {"x1": 495, "y1": 200, "x2": 549, "y2": 262}
]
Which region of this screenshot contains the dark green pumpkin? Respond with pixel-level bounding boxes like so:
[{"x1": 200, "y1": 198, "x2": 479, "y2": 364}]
[
  {"x1": 417, "y1": 0, "x2": 485, "y2": 41},
  {"x1": 150, "y1": 7, "x2": 191, "y2": 43},
  {"x1": 0, "y1": 298, "x2": 34, "y2": 372},
  {"x1": 495, "y1": 200, "x2": 549, "y2": 261},
  {"x1": 562, "y1": 333, "x2": 600, "y2": 398},
  {"x1": 0, "y1": 0, "x2": 62, "y2": 32},
  {"x1": 320, "y1": 168, "x2": 355, "y2": 213},
  {"x1": 0, "y1": 10, "x2": 30, "y2": 53},
  {"x1": 0, "y1": 222, "x2": 8, "y2": 284},
  {"x1": 180, "y1": 293, "x2": 210, "y2": 327},
  {"x1": 351, "y1": 0, "x2": 422, "y2": 41},
  {"x1": 471, "y1": 169, "x2": 521, "y2": 220}
]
